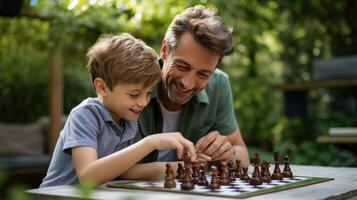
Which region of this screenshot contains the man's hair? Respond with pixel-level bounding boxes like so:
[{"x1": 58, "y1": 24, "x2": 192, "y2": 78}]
[
  {"x1": 165, "y1": 5, "x2": 234, "y2": 63},
  {"x1": 86, "y1": 33, "x2": 161, "y2": 90}
]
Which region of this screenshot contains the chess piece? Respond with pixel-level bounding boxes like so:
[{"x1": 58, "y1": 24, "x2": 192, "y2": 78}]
[
  {"x1": 219, "y1": 162, "x2": 230, "y2": 185},
  {"x1": 249, "y1": 153, "x2": 263, "y2": 185},
  {"x1": 198, "y1": 163, "x2": 209, "y2": 186},
  {"x1": 235, "y1": 160, "x2": 242, "y2": 178},
  {"x1": 192, "y1": 161, "x2": 200, "y2": 184},
  {"x1": 176, "y1": 163, "x2": 185, "y2": 181},
  {"x1": 228, "y1": 160, "x2": 236, "y2": 182},
  {"x1": 272, "y1": 151, "x2": 284, "y2": 180},
  {"x1": 181, "y1": 166, "x2": 194, "y2": 190},
  {"x1": 240, "y1": 167, "x2": 250, "y2": 181},
  {"x1": 283, "y1": 155, "x2": 293, "y2": 178},
  {"x1": 164, "y1": 163, "x2": 176, "y2": 188},
  {"x1": 261, "y1": 160, "x2": 272, "y2": 183},
  {"x1": 208, "y1": 166, "x2": 220, "y2": 190}
]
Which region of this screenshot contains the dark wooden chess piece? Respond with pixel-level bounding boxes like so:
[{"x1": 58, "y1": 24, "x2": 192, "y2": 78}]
[
  {"x1": 164, "y1": 163, "x2": 176, "y2": 188},
  {"x1": 261, "y1": 160, "x2": 272, "y2": 183},
  {"x1": 228, "y1": 160, "x2": 236, "y2": 182},
  {"x1": 240, "y1": 167, "x2": 250, "y2": 181},
  {"x1": 283, "y1": 155, "x2": 293, "y2": 178},
  {"x1": 249, "y1": 153, "x2": 263, "y2": 185},
  {"x1": 181, "y1": 166, "x2": 194, "y2": 190},
  {"x1": 198, "y1": 163, "x2": 209, "y2": 186},
  {"x1": 176, "y1": 163, "x2": 185, "y2": 181},
  {"x1": 219, "y1": 161, "x2": 230, "y2": 185},
  {"x1": 208, "y1": 166, "x2": 220, "y2": 190},
  {"x1": 192, "y1": 161, "x2": 200, "y2": 184},
  {"x1": 272, "y1": 151, "x2": 284, "y2": 180},
  {"x1": 235, "y1": 160, "x2": 242, "y2": 178}
]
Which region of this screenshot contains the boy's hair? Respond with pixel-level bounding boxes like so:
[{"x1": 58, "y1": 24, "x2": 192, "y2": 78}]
[
  {"x1": 86, "y1": 33, "x2": 161, "y2": 90},
  {"x1": 165, "y1": 5, "x2": 234, "y2": 64}
]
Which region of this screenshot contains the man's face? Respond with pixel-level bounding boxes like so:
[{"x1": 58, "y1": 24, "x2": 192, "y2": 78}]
[{"x1": 161, "y1": 33, "x2": 220, "y2": 106}]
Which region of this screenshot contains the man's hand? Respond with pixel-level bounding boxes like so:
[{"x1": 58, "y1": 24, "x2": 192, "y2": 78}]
[{"x1": 195, "y1": 131, "x2": 234, "y2": 161}]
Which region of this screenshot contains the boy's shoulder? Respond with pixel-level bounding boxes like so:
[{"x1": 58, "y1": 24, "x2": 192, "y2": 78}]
[{"x1": 68, "y1": 98, "x2": 111, "y2": 124}]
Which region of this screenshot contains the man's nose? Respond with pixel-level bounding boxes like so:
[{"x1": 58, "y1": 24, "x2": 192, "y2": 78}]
[{"x1": 181, "y1": 73, "x2": 195, "y2": 90}]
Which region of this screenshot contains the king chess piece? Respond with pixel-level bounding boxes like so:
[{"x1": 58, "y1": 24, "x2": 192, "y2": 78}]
[
  {"x1": 249, "y1": 153, "x2": 263, "y2": 185},
  {"x1": 272, "y1": 151, "x2": 284, "y2": 180},
  {"x1": 282, "y1": 155, "x2": 293, "y2": 178},
  {"x1": 164, "y1": 163, "x2": 176, "y2": 188}
]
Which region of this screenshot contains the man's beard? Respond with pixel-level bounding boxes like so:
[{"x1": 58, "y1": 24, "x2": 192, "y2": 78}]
[{"x1": 166, "y1": 81, "x2": 199, "y2": 105}]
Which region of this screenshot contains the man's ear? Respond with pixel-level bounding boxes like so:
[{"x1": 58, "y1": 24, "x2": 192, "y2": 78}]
[
  {"x1": 160, "y1": 39, "x2": 167, "y2": 60},
  {"x1": 93, "y1": 78, "x2": 108, "y2": 97}
]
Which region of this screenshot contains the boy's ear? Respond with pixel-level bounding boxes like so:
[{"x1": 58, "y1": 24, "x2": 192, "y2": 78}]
[
  {"x1": 160, "y1": 39, "x2": 167, "y2": 60},
  {"x1": 94, "y1": 78, "x2": 108, "y2": 96}
]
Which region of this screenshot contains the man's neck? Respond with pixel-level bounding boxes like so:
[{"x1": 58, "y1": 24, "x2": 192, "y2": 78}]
[{"x1": 158, "y1": 83, "x2": 182, "y2": 111}]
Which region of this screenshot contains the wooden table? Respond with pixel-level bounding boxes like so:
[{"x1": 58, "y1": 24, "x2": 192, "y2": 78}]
[{"x1": 27, "y1": 165, "x2": 357, "y2": 200}]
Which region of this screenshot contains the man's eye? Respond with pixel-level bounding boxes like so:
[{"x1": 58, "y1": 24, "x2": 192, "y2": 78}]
[
  {"x1": 199, "y1": 72, "x2": 210, "y2": 79},
  {"x1": 129, "y1": 94, "x2": 139, "y2": 98},
  {"x1": 177, "y1": 65, "x2": 189, "y2": 71}
]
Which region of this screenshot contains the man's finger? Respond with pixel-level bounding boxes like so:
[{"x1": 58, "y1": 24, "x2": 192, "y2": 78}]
[{"x1": 195, "y1": 131, "x2": 219, "y2": 153}]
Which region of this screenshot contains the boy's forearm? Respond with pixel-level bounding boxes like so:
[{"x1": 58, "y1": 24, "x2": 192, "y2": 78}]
[
  {"x1": 120, "y1": 161, "x2": 181, "y2": 180},
  {"x1": 77, "y1": 137, "x2": 156, "y2": 185}
]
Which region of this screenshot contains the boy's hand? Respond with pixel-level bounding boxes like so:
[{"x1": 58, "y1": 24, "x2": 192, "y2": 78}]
[{"x1": 145, "y1": 132, "x2": 196, "y2": 161}]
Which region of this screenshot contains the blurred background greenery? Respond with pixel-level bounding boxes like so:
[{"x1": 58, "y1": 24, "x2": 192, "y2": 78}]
[{"x1": 1, "y1": 0, "x2": 357, "y2": 196}]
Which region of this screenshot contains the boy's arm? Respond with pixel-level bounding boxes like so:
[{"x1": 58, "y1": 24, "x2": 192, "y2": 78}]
[
  {"x1": 119, "y1": 161, "x2": 181, "y2": 180},
  {"x1": 72, "y1": 132, "x2": 196, "y2": 186}
]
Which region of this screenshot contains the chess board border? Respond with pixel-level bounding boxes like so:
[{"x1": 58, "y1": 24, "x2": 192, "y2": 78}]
[{"x1": 106, "y1": 176, "x2": 334, "y2": 199}]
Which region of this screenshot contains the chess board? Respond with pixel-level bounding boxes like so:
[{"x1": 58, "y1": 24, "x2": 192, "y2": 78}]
[{"x1": 106, "y1": 175, "x2": 333, "y2": 198}]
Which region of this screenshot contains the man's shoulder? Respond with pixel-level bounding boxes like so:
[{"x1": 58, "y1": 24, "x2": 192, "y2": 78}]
[{"x1": 206, "y1": 68, "x2": 230, "y2": 90}]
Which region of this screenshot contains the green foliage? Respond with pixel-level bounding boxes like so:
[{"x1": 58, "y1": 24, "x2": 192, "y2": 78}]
[{"x1": 0, "y1": 0, "x2": 356, "y2": 168}]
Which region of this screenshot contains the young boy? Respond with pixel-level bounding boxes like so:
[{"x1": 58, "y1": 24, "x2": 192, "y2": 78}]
[{"x1": 40, "y1": 33, "x2": 196, "y2": 188}]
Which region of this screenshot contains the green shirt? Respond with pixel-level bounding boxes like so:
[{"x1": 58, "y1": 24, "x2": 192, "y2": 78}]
[{"x1": 138, "y1": 68, "x2": 238, "y2": 162}]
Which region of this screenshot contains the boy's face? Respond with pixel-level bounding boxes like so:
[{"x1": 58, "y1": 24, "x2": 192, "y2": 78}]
[
  {"x1": 101, "y1": 82, "x2": 154, "y2": 123},
  {"x1": 160, "y1": 32, "x2": 219, "y2": 106}
]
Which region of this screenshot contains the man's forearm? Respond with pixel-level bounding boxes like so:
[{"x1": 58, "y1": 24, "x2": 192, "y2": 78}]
[{"x1": 233, "y1": 144, "x2": 250, "y2": 167}]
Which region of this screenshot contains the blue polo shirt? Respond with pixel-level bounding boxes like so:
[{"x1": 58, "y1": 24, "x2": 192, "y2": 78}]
[{"x1": 40, "y1": 98, "x2": 137, "y2": 188}]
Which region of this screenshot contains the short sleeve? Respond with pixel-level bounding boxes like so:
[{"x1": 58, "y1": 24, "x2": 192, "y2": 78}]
[
  {"x1": 211, "y1": 74, "x2": 239, "y2": 135},
  {"x1": 62, "y1": 108, "x2": 100, "y2": 154}
]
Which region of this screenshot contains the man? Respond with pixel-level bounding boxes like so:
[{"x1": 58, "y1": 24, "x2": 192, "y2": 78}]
[{"x1": 138, "y1": 5, "x2": 249, "y2": 166}]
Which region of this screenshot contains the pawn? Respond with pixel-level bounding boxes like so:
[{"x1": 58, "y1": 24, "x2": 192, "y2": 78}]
[
  {"x1": 164, "y1": 163, "x2": 176, "y2": 188},
  {"x1": 240, "y1": 167, "x2": 250, "y2": 181},
  {"x1": 198, "y1": 164, "x2": 209, "y2": 186},
  {"x1": 208, "y1": 166, "x2": 220, "y2": 190},
  {"x1": 228, "y1": 160, "x2": 236, "y2": 182},
  {"x1": 176, "y1": 163, "x2": 185, "y2": 181},
  {"x1": 272, "y1": 151, "x2": 284, "y2": 180},
  {"x1": 181, "y1": 166, "x2": 194, "y2": 190},
  {"x1": 283, "y1": 155, "x2": 293, "y2": 178},
  {"x1": 235, "y1": 160, "x2": 242, "y2": 178}
]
